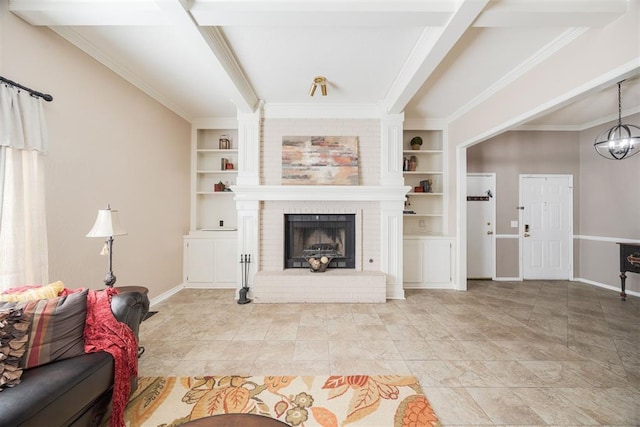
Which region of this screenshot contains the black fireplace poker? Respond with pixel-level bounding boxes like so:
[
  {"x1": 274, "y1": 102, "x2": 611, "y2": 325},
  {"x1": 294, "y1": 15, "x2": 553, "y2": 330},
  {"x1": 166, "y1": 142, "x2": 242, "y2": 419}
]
[{"x1": 238, "y1": 254, "x2": 252, "y2": 304}]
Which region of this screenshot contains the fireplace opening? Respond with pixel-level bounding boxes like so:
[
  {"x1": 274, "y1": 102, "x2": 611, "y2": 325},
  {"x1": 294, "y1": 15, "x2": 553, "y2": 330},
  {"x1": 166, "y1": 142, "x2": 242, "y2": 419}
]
[{"x1": 284, "y1": 214, "x2": 355, "y2": 269}]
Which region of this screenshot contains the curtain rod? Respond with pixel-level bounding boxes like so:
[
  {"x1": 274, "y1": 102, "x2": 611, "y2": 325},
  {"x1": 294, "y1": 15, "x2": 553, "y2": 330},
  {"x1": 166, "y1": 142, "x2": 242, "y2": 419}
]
[{"x1": 0, "y1": 75, "x2": 53, "y2": 102}]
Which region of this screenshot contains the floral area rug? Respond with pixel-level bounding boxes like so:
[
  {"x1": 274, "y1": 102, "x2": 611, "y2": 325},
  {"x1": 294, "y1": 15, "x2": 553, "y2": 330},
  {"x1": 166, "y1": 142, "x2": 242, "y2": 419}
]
[{"x1": 110, "y1": 375, "x2": 440, "y2": 426}]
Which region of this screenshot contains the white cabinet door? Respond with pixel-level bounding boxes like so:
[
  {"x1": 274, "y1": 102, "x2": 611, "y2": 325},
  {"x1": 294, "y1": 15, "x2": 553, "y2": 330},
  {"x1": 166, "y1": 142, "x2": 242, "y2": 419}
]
[
  {"x1": 424, "y1": 239, "x2": 451, "y2": 283},
  {"x1": 403, "y1": 239, "x2": 424, "y2": 283},
  {"x1": 185, "y1": 239, "x2": 215, "y2": 283},
  {"x1": 213, "y1": 237, "x2": 238, "y2": 284}
]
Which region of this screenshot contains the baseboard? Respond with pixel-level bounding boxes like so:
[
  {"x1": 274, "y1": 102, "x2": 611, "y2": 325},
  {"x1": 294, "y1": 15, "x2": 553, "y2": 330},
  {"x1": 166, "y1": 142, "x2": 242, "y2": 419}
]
[
  {"x1": 403, "y1": 283, "x2": 456, "y2": 290},
  {"x1": 148, "y1": 283, "x2": 186, "y2": 307},
  {"x1": 493, "y1": 277, "x2": 522, "y2": 281},
  {"x1": 573, "y1": 278, "x2": 640, "y2": 298}
]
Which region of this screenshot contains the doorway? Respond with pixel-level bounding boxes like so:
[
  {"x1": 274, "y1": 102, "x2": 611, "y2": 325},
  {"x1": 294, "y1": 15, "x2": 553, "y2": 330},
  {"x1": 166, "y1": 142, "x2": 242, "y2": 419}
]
[
  {"x1": 467, "y1": 173, "x2": 496, "y2": 279},
  {"x1": 519, "y1": 174, "x2": 573, "y2": 280}
]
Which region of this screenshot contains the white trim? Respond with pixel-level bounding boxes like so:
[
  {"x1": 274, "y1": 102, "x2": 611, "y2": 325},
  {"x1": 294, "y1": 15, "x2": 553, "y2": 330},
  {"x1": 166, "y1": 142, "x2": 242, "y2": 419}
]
[
  {"x1": 231, "y1": 185, "x2": 411, "y2": 202},
  {"x1": 493, "y1": 277, "x2": 522, "y2": 282},
  {"x1": 496, "y1": 234, "x2": 519, "y2": 239},
  {"x1": 574, "y1": 278, "x2": 640, "y2": 299},
  {"x1": 455, "y1": 146, "x2": 467, "y2": 290},
  {"x1": 574, "y1": 235, "x2": 640, "y2": 245},
  {"x1": 403, "y1": 283, "x2": 456, "y2": 290}
]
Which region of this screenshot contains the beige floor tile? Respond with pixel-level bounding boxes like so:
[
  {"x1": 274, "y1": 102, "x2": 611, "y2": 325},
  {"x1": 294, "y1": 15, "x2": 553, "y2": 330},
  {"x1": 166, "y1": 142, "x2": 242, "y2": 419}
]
[
  {"x1": 465, "y1": 387, "x2": 546, "y2": 425},
  {"x1": 420, "y1": 386, "x2": 493, "y2": 425},
  {"x1": 293, "y1": 340, "x2": 329, "y2": 361}
]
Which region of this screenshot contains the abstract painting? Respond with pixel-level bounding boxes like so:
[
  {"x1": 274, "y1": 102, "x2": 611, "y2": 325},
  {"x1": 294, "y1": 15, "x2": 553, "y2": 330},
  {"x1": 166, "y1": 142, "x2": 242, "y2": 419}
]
[{"x1": 282, "y1": 136, "x2": 359, "y2": 185}]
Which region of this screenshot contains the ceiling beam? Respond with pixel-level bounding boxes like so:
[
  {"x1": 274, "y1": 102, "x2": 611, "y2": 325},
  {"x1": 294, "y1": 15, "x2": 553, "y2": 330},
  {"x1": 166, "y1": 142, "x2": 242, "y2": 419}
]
[
  {"x1": 473, "y1": 0, "x2": 628, "y2": 27},
  {"x1": 190, "y1": 0, "x2": 455, "y2": 26},
  {"x1": 9, "y1": 0, "x2": 169, "y2": 26},
  {"x1": 383, "y1": 0, "x2": 490, "y2": 115},
  {"x1": 155, "y1": 0, "x2": 259, "y2": 113}
]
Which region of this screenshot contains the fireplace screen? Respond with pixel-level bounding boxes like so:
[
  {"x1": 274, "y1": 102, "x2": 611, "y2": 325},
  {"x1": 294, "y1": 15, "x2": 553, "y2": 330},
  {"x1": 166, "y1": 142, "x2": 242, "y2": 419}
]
[{"x1": 284, "y1": 214, "x2": 355, "y2": 269}]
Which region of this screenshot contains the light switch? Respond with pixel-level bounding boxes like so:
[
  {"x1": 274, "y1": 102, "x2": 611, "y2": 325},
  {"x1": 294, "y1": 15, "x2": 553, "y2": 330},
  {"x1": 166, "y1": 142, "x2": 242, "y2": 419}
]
[{"x1": 511, "y1": 220, "x2": 518, "y2": 228}]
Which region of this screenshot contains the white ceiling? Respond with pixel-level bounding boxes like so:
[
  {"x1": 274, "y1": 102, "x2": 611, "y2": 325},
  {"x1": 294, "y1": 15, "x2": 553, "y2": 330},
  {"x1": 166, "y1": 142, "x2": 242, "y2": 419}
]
[{"x1": 10, "y1": 0, "x2": 640, "y2": 131}]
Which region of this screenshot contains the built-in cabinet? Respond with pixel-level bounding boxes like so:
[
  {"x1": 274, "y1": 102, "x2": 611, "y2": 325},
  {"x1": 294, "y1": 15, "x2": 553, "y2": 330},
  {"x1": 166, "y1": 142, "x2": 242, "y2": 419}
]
[
  {"x1": 402, "y1": 128, "x2": 453, "y2": 288},
  {"x1": 184, "y1": 124, "x2": 239, "y2": 287},
  {"x1": 193, "y1": 128, "x2": 239, "y2": 231},
  {"x1": 402, "y1": 130, "x2": 444, "y2": 235},
  {"x1": 183, "y1": 233, "x2": 237, "y2": 286},
  {"x1": 403, "y1": 236, "x2": 453, "y2": 287}
]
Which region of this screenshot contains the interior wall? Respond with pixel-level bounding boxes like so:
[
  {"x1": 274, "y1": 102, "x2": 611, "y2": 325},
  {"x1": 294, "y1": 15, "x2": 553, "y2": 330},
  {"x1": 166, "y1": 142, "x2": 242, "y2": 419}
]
[
  {"x1": 577, "y1": 112, "x2": 640, "y2": 294},
  {"x1": 467, "y1": 130, "x2": 580, "y2": 279},
  {"x1": 1, "y1": 5, "x2": 191, "y2": 299}
]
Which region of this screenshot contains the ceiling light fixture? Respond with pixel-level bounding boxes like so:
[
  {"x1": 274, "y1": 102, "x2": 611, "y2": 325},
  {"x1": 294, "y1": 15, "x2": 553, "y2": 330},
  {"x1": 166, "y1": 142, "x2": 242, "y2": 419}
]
[
  {"x1": 309, "y1": 76, "x2": 327, "y2": 96},
  {"x1": 593, "y1": 80, "x2": 639, "y2": 160}
]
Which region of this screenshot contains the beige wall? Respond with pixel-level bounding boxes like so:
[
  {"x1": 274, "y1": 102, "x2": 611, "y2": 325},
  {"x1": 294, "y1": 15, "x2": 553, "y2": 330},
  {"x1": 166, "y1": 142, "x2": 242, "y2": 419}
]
[{"x1": 1, "y1": 5, "x2": 190, "y2": 298}]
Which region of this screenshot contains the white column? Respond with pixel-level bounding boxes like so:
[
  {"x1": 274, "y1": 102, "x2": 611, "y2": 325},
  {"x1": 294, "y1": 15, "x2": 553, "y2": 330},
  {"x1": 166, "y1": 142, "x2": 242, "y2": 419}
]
[
  {"x1": 236, "y1": 102, "x2": 262, "y2": 186},
  {"x1": 380, "y1": 112, "x2": 406, "y2": 299},
  {"x1": 381, "y1": 200, "x2": 405, "y2": 299},
  {"x1": 380, "y1": 112, "x2": 404, "y2": 186},
  {"x1": 235, "y1": 103, "x2": 261, "y2": 296}
]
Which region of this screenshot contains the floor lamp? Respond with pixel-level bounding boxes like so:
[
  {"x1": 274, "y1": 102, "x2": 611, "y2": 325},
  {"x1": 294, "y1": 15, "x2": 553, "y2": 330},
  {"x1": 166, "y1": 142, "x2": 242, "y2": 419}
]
[{"x1": 87, "y1": 205, "x2": 127, "y2": 287}]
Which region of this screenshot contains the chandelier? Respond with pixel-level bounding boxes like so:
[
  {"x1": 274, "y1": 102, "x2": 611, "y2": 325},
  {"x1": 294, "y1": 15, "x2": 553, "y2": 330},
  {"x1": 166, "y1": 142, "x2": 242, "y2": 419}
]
[{"x1": 593, "y1": 80, "x2": 639, "y2": 160}]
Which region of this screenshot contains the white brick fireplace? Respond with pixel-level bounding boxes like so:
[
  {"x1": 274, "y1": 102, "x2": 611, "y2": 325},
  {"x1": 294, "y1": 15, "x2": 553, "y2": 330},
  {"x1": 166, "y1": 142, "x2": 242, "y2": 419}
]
[{"x1": 231, "y1": 108, "x2": 409, "y2": 303}]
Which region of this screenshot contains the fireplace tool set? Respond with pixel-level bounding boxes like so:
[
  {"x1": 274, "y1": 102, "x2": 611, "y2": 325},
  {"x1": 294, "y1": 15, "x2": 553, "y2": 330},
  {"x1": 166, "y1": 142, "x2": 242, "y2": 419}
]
[{"x1": 238, "y1": 254, "x2": 252, "y2": 304}]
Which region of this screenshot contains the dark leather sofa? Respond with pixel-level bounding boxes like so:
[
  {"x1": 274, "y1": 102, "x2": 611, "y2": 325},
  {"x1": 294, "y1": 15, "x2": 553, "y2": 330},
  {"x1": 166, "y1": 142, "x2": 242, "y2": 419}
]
[{"x1": 0, "y1": 290, "x2": 149, "y2": 427}]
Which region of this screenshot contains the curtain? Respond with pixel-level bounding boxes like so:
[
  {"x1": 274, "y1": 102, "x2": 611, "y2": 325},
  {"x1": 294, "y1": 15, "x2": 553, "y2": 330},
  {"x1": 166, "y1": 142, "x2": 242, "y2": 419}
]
[{"x1": 0, "y1": 83, "x2": 49, "y2": 290}]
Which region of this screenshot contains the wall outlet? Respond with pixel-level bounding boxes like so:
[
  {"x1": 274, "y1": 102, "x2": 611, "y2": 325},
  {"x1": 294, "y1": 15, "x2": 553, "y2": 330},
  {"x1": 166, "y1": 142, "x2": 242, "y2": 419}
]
[{"x1": 511, "y1": 220, "x2": 518, "y2": 228}]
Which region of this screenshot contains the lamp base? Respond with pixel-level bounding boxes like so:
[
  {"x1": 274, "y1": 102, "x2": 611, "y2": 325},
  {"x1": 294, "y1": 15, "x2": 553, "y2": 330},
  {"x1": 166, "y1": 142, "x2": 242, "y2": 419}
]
[{"x1": 104, "y1": 272, "x2": 116, "y2": 287}]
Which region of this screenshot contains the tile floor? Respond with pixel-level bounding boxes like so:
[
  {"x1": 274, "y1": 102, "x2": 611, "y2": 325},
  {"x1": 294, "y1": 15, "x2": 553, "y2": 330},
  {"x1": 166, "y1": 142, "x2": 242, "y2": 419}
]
[{"x1": 138, "y1": 280, "x2": 640, "y2": 426}]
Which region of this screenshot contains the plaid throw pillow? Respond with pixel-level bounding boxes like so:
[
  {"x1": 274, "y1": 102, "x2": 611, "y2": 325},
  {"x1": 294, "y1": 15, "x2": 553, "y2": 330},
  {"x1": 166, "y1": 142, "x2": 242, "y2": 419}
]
[{"x1": 0, "y1": 289, "x2": 88, "y2": 369}]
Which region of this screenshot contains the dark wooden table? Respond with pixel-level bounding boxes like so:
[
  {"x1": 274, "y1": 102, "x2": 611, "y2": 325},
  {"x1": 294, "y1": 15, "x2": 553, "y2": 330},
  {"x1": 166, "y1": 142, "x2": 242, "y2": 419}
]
[
  {"x1": 181, "y1": 414, "x2": 290, "y2": 426},
  {"x1": 617, "y1": 243, "x2": 640, "y2": 301}
]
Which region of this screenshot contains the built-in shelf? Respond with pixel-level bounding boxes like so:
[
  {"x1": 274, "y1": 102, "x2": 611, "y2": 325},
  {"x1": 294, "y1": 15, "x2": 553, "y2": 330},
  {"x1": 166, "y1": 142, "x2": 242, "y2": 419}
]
[{"x1": 403, "y1": 129, "x2": 446, "y2": 236}]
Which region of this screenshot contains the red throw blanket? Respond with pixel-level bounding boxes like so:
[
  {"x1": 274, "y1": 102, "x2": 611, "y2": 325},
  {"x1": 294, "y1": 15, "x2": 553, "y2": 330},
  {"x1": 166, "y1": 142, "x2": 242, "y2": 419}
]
[{"x1": 84, "y1": 288, "x2": 138, "y2": 427}]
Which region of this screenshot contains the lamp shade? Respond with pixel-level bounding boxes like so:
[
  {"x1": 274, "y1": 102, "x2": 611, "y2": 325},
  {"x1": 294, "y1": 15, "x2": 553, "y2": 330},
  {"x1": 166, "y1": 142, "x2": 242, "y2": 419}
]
[{"x1": 86, "y1": 208, "x2": 127, "y2": 238}]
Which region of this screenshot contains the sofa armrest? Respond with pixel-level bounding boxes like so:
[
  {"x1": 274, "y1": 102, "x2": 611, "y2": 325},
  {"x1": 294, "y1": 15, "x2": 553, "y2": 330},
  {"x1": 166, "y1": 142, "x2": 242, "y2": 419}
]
[{"x1": 111, "y1": 291, "x2": 149, "y2": 338}]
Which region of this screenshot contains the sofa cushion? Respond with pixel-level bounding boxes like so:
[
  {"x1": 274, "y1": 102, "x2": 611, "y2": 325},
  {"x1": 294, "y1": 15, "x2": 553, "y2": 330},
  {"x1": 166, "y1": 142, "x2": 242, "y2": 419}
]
[
  {"x1": 0, "y1": 352, "x2": 114, "y2": 427},
  {"x1": 0, "y1": 288, "x2": 88, "y2": 369},
  {"x1": 0, "y1": 307, "x2": 29, "y2": 390},
  {"x1": 0, "y1": 281, "x2": 65, "y2": 302}
]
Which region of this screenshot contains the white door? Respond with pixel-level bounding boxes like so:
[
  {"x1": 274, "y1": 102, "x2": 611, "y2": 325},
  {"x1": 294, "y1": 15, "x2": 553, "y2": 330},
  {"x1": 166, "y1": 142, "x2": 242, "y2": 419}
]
[
  {"x1": 467, "y1": 174, "x2": 496, "y2": 279},
  {"x1": 520, "y1": 175, "x2": 573, "y2": 279}
]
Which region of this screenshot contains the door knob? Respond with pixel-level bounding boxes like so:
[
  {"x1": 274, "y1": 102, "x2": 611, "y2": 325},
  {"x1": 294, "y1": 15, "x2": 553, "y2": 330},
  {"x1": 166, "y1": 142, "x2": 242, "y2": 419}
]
[
  {"x1": 487, "y1": 231, "x2": 493, "y2": 235},
  {"x1": 524, "y1": 233, "x2": 530, "y2": 237}
]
